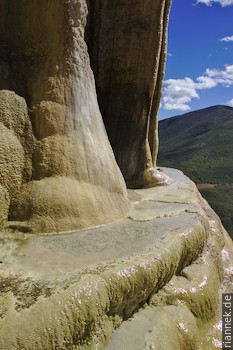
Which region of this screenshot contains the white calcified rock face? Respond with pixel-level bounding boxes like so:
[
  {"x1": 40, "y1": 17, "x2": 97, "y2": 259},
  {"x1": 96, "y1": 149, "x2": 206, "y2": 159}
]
[
  {"x1": 1, "y1": 2, "x2": 232, "y2": 348},
  {"x1": 0, "y1": 0, "x2": 136, "y2": 233},
  {"x1": 0, "y1": 168, "x2": 232, "y2": 349},
  {"x1": 0, "y1": 0, "x2": 172, "y2": 233},
  {"x1": 0, "y1": 0, "x2": 171, "y2": 233}
]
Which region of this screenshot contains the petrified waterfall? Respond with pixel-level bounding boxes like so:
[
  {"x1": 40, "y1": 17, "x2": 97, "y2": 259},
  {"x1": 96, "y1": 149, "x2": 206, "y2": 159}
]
[
  {"x1": 0, "y1": 1, "x2": 232, "y2": 350},
  {"x1": 0, "y1": 0, "x2": 171, "y2": 234},
  {"x1": 87, "y1": 0, "x2": 171, "y2": 187},
  {"x1": 0, "y1": 0, "x2": 131, "y2": 234}
]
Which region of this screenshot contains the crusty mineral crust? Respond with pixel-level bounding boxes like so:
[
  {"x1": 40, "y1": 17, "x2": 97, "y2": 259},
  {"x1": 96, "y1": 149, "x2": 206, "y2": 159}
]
[
  {"x1": 0, "y1": 0, "x2": 172, "y2": 233},
  {"x1": 0, "y1": 0, "x2": 132, "y2": 233},
  {"x1": 0, "y1": 168, "x2": 232, "y2": 349}
]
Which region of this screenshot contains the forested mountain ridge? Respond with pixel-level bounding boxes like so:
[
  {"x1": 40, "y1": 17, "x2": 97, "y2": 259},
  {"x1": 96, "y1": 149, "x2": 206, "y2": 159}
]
[{"x1": 158, "y1": 105, "x2": 233, "y2": 238}]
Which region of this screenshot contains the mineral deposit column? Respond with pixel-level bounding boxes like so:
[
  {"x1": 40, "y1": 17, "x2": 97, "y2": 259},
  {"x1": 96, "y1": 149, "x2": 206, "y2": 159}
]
[
  {"x1": 87, "y1": 0, "x2": 172, "y2": 188},
  {"x1": 0, "y1": 0, "x2": 130, "y2": 233}
]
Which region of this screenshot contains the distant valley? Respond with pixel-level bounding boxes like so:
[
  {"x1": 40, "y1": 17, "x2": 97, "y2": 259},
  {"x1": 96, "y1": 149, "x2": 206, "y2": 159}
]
[{"x1": 158, "y1": 105, "x2": 233, "y2": 239}]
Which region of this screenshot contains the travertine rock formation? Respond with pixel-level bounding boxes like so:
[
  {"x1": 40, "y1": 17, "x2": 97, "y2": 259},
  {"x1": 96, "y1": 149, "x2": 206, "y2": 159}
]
[
  {"x1": 0, "y1": 0, "x2": 172, "y2": 234},
  {"x1": 0, "y1": 1, "x2": 130, "y2": 233},
  {"x1": 1, "y1": 3, "x2": 232, "y2": 349},
  {"x1": 87, "y1": 0, "x2": 172, "y2": 187},
  {"x1": 0, "y1": 168, "x2": 232, "y2": 349},
  {"x1": 0, "y1": 91, "x2": 34, "y2": 226}
]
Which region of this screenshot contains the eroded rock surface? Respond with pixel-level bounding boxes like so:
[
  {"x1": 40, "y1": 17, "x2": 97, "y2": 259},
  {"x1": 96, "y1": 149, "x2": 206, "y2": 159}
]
[
  {"x1": 87, "y1": 0, "x2": 172, "y2": 187},
  {"x1": 0, "y1": 0, "x2": 173, "y2": 233},
  {"x1": 0, "y1": 2, "x2": 232, "y2": 349},
  {"x1": 0, "y1": 168, "x2": 232, "y2": 349},
  {"x1": 0, "y1": 0, "x2": 133, "y2": 233}
]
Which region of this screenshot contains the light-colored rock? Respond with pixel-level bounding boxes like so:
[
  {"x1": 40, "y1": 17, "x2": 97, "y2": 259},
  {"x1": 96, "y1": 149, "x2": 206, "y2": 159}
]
[
  {"x1": 0, "y1": 2, "x2": 232, "y2": 349},
  {"x1": 0, "y1": 123, "x2": 25, "y2": 201},
  {"x1": 0, "y1": 0, "x2": 174, "y2": 232},
  {"x1": 0, "y1": 0, "x2": 131, "y2": 233},
  {"x1": 0, "y1": 91, "x2": 34, "y2": 194},
  {"x1": 0, "y1": 168, "x2": 232, "y2": 349},
  {"x1": 0, "y1": 90, "x2": 34, "y2": 155},
  {"x1": 11, "y1": 177, "x2": 129, "y2": 233},
  {"x1": 0, "y1": 184, "x2": 10, "y2": 226}
]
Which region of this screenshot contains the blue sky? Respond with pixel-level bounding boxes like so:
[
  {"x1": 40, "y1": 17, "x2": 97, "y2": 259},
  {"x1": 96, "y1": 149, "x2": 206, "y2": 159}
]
[{"x1": 159, "y1": 0, "x2": 233, "y2": 120}]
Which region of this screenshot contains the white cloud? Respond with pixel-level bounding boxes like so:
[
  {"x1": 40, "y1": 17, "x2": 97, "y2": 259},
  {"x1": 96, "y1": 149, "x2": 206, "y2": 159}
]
[
  {"x1": 163, "y1": 78, "x2": 199, "y2": 111},
  {"x1": 196, "y1": 0, "x2": 233, "y2": 6},
  {"x1": 219, "y1": 35, "x2": 233, "y2": 42},
  {"x1": 195, "y1": 76, "x2": 217, "y2": 89},
  {"x1": 205, "y1": 64, "x2": 233, "y2": 86},
  {"x1": 163, "y1": 64, "x2": 233, "y2": 111},
  {"x1": 226, "y1": 98, "x2": 233, "y2": 107}
]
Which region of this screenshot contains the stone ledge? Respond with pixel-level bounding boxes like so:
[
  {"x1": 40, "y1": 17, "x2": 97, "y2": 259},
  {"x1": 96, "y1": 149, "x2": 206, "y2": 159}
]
[{"x1": 0, "y1": 168, "x2": 232, "y2": 349}]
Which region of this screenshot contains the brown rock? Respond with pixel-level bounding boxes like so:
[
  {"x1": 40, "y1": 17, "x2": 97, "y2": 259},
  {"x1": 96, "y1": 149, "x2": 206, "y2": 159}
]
[
  {"x1": 0, "y1": 90, "x2": 34, "y2": 181},
  {"x1": 0, "y1": 184, "x2": 10, "y2": 226},
  {"x1": 87, "y1": 0, "x2": 172, "y2": 187},
  {"x1": 0, "y1": 123, "x2": 25, "y2": 198},
  {"x1": 0, "y1": 91, "x2": 35, "y2": 225}
]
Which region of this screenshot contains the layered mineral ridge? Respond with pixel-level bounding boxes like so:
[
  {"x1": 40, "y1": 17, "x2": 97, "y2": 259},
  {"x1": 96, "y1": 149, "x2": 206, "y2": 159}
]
[
  {"x1": 0, "y1": 168, "x2": 232, "y2": 349},
  {"x1": 0, "y1": 1, "x2": 232, "y2": 349}
]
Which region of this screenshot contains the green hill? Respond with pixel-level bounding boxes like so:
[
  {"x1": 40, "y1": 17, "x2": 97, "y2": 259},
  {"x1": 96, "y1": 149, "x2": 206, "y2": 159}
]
[{"x1": 158, "y1": 105, "x2": 233, "y2": 238}]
